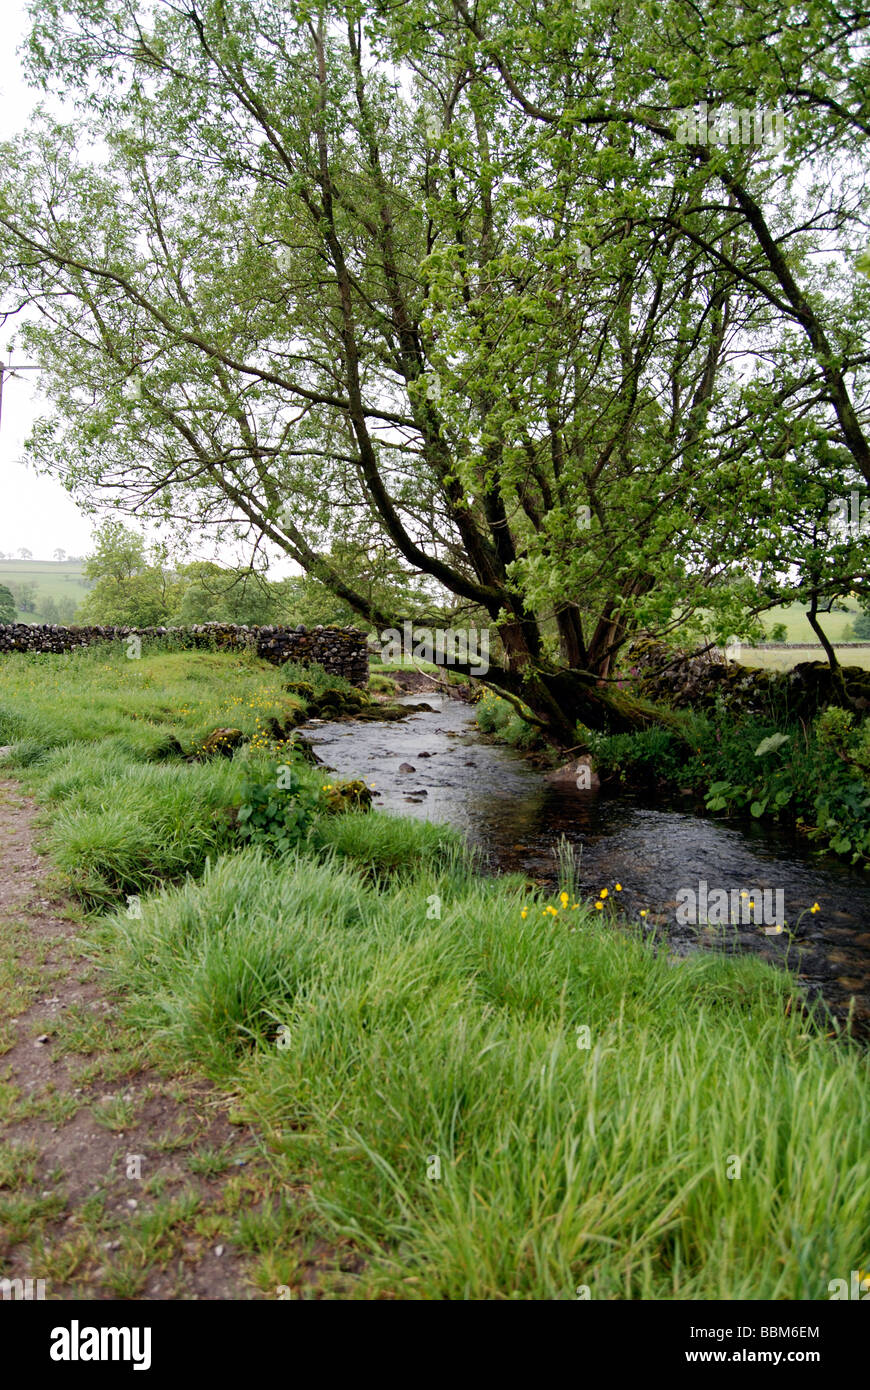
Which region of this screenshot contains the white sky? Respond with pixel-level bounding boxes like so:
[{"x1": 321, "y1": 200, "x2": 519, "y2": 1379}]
[{"x1": 0, "y1": 0, "x2": 95, "y2": 558}]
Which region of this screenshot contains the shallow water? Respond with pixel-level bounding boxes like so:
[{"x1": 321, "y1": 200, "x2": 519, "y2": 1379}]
[{"x1": 304, "y1": 694, "x2": 870, "y2": 1030}]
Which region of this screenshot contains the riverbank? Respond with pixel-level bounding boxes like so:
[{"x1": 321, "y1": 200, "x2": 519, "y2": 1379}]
[
  {"x1": 305, "y1": 690, "x2": 870, "y2": 1034},
  {"x1": 1, "y1": 645, "x2": 868, "y2": 1299}
]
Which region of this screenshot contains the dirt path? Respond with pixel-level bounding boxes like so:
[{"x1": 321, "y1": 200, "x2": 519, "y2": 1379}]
[{"x1": 0, "y1": 778, "x2": 336, "y2": 1300}]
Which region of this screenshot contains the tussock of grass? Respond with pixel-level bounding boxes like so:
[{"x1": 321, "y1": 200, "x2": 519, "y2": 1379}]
[
  {"x1": 45, "y1": 757, "x2": 254, "y2": 904},
  {"x1": 313, "y1": 808, "x2": 461, "y2": 874}
]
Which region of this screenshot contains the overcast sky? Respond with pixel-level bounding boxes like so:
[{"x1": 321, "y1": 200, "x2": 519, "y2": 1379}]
[{"x1": 0, "y1": 1, "x2": 96, "y2": 558}]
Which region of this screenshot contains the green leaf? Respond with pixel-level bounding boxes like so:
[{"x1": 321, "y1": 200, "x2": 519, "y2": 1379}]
[{"x1": 754, "y1": 733, "x2": 790, "y2": 757}]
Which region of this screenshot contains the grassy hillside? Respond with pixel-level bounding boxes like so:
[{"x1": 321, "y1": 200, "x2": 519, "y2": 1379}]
[{"x1": 0, "y1": 558, "x2": 90, "y2": 622}]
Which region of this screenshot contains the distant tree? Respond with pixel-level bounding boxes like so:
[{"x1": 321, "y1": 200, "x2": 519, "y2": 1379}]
[
  {"x1": 170, "y1": 562, "x2": 279, "y2": 626},
  {"x1": 8, "y1": 581, "x2": 37, "y2": 613},
  {"x1": 83, "y1": 521, "x2": 148, "y2": 584},
  {"x1": 276, "y1": 541, "x2": 449, "y2": 631},
  {"x1": 852, "y1": 608, "x2": 870, "y2": 641},
  {"x1": 40, "y1": 596, "x2": 59, "y2": 623},
  {"x1": 52, "y1": 547, "x2": 66, "y2": 562},
  {"x1": 78, "y1": 520, "x2": 177, "y2": 626},
  {"x1": 17, "y1": 548, "x2": 32, "y2": 561},
  {"x1": 0, "y1": 583, "x2": 16, "y2": 623}
]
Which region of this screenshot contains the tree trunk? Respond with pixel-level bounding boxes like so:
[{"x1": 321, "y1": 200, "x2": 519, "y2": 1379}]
[{"x1": 476, "y1": 660, "x2": 690, "y2": 746}]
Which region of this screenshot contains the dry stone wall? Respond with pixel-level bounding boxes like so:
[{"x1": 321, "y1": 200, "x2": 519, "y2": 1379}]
[
  {"x1": 628, "y1": 637, "x2": 870, "y2": 717},
  {"x1": 0, "y1": 622, "x2": 369, "y2": 687}
]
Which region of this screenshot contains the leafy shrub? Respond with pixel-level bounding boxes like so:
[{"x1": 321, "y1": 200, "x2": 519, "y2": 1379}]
[
  {"x1": 236, "y1": 766, "x2": 320, "y2": 854},
  {"x1": 475, "y1": 690, "x2": 541, "y2": 748},
  {"x1": 587, "y1": 704, "x2": 870, "y2": 865},
  {"x1": 816, "y1": 706, "x2": 870, "y2": 774},
  {"x1": 587, "y1": 725, "x2": 687, "y2": 784}
]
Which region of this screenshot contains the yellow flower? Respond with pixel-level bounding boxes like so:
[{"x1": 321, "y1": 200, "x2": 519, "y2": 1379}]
[
  {"x1": 640, "y1": 909, "x2": 647, "y2": 917},
  {"x1": 520, "y1": 909, "x2": 528, "y2": 919},
  {"x1": 560, "y1": 891, "x2": 569, "y2": 907},
  {"x1": 811, "y1": 902, "x2": 820, "y2": 913},
  {"x1": 599, "y1": 888, "x2": 608, "y2": 899},
  {"x1": 595, "y1": 901, "x2": 604, "y2": 910}
]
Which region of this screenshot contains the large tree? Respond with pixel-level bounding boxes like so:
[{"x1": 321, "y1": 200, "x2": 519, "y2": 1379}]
[{"x1": 0, "y1": 0, "x2": 867, "y2": 740}]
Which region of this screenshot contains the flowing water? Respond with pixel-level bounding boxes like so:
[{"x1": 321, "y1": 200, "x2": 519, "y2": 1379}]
[{"x1": 303, "y1": 693, "x2": 870, "y2": 1031}]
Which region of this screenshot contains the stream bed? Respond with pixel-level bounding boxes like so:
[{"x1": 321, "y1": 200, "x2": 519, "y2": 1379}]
[{"x1": 303, "y1": 693, "x2": 870, "y2": 1031}]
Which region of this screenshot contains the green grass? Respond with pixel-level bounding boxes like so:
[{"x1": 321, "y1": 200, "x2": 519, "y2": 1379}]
[
  {"x1": 97, "y1": 848, "x2": 870, "y2": 1300},
  {"x1": 742, "y1": 647, "x2": 870, "y2": 671},
  {"x1": 760, "y1": 602, "x2": 862, "y2": 645},
  {"x1": 369, "y1": 655, "x2": 469, "y2": 685},
  {"x1": 0, "y1": 644, "x2": 304, "y2": 757},
  {"x1": 313, "y1": 808, "x2": 461, "y2": 875},
  {"x1": 44, "y1": 754, "x2": 250, "y2": 904},
  {"x1": 1, "y1": 643, "x2": 868, "y2": 1299}
]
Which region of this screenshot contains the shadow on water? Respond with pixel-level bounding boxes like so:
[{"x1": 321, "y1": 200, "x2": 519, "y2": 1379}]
[{"x1": 304, "y1": 693, "x2": 870, "y2": 1031}]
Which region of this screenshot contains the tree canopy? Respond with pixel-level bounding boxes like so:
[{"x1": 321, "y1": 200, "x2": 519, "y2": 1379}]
[{"x1": 0, "y1": 0, "x2": 868, "y2": 737}]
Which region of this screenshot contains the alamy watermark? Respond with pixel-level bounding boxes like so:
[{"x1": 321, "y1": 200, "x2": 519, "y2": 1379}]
[
  {"x1": 1, "y1": 1277, "x2": 46, "y2": 1300},
  {"x1": 379, "y1": 620, "x2": 489, "y2": 676},
  {"x1": 827, "y1": 491, "x2": 869, "y2": 537},
  {"x1": 676, "y1": 879, "x2": 784, "y2": 932},
  {"x1": 828, "y1": 1270, "x2": 870, "y2": 1299},
  {"x1": 675, "y1": 102, "x2": 785, "y2": 150},
  {"x1": 49, "y1": 1322, "x2": 151, "y2": 1370}
]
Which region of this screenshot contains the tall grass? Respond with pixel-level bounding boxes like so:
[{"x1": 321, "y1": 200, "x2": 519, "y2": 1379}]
[
  {"x1": 97, "y1": 850, "x2": 870, "y2": 1300},
  {"x1": 44, "y1": 755, "x2": 252, "y2": 904}
]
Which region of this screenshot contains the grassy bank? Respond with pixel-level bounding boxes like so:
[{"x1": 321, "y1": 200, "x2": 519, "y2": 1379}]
[{"x1": 1, "y1": 644, "x2": 868, "y2": 1299}]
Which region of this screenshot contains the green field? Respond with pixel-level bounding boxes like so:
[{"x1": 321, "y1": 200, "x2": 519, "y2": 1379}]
[
  {"x1": 0, "y1": 558, "x2": 90, "y2": 622},
  {"x1": 742, "y1": 646, "x2": 870, "y2": 671},
  {"x1": 760, "y1": 602, "x2": 862, "y2": 644}
]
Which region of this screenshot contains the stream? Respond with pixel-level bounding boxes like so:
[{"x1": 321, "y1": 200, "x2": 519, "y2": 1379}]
[{"x1": 303, "y1": 692, "x2": 870, "y2": 1032}]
